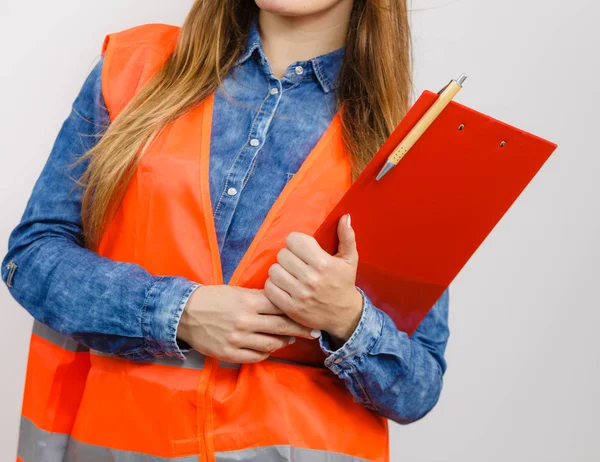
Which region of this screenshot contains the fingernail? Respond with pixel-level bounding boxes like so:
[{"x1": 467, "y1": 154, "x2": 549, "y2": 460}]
[
  {"x1": 346, "y1": 214, "x2": 352, "y2": 228},
  {"x1": 289, "y1": 337, "x2": 296, "y2": 345},
  {"x1": 310, "y1": 329, "x2": 322, "y2": 339}
]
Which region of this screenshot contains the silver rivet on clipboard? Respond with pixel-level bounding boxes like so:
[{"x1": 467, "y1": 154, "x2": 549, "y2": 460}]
[
  {"x1": 500, "y1": 141, "x2": 506, "y2": 147},
  {"x1": 458, "y1": 124, "x2": 465, "y2": 130}
]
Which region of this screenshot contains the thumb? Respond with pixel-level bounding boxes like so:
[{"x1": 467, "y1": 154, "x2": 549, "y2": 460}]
[{"x1": 336, "y1": 214, "x2": 358, "y2": 264}]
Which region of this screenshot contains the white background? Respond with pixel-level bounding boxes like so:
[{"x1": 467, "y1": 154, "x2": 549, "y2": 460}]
[{"x1": 1, "y1": 1, "x2": 599, "y2": 461}]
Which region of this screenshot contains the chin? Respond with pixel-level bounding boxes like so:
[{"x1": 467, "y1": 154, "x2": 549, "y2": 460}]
[{"x1": 254, "y1": 0, "x2": 341, "y2": 16}]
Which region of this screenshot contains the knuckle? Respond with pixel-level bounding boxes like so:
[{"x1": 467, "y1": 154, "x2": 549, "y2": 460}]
[
  {"x1": 306, "y1": 235, "x2": 318, "y2": 246},
  {"x1": 296, "y1": 292, "x2": 306, "y2": 303},
  {"x1": 313, "y1": 259, "x2": 328, "y2": 273},
  {"x1": 264, "y1": 279, "x2": 273, "y2": 295},
  {"x1": 228, "y1": 332, "x2": 242, "y2": 347},
  {"x1": 264, "y1": 281, "x2": 276, "y2": 299},
  {"x1": 285, "y1": 232, "x2": 299, "y2": 247},
  {"x1": 234, "y1": 314, "x2": 252, "y2": 330},
  {"x1": 297, "y1": 289, "x2": 312, "y2": 302},
  {"x1": 269, "y1": 264, "x2": 281, "y2": 277},
  {"x1": 276, "y1": 318, "x2": 289, "y2": 333},
  {"x1": 305, "y1": 274, "x2": 321, "y2": 290},
  {"x1": 232, "y1": 316, "x2": 243, "y2": 329},
  {"x1": 277, "y1": 248, "x2": 288, "y2": 263},
  {"x1": 244, "y1": 296, "x2": 260, "y2": 312},
  {"x1": 221, "y1": 346, "x2": 235, "y2": 361}
]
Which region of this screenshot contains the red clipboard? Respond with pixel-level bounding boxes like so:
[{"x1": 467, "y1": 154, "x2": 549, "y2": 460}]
[{"x1": 314, "y1": 90, "x2": 558, "y2": 335}]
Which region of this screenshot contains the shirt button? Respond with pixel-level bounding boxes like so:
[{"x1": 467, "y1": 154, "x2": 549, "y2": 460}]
[
  {"x1": 249, "y1": 138, "x2": 260, "y2": 147},
  {"x1": 227, "y1": 187, "x2": 238, "y2": 197},
  {"x1": 295, "y1": 66, "x2": 304, "y2": 75},
  {"x1": 334, "y1": 358, "x2": 343, "y2": 365},
  {"x1": 270, "y1": 87, "x2": 279, "y2": 96}
]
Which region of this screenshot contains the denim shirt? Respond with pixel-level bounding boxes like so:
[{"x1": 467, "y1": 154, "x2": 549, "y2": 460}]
[{"x1": 2, "y1": 20, "x2": 450, "y2": 425}]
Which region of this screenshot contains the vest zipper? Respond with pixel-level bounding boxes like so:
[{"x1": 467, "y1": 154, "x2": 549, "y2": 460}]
[{"x1": 5, "y1": 260, "x2": 17, "y2": 287}]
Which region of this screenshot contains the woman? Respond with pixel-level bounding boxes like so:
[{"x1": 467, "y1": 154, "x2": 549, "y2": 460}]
[{"x1": 3, "y1": 1, "x2": 450, "y2": 461}]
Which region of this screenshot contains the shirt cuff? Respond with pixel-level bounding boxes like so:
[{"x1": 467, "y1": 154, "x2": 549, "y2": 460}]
[
  {"x1": 319, "y1": 287, "x2": 384, "y2": 376},
  {"x1": 141, "y1": 276, "x2": 201, "y2": 360}
]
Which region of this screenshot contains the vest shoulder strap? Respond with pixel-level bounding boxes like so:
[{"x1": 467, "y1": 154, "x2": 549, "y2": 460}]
[{"x1": 100, "y1": 23, "x2": 180, "y2": 119}]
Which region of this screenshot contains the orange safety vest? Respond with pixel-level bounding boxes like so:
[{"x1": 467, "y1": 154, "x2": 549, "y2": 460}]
[{"x1": 17, "y1": 24, "x2": 389, "y2": 462}]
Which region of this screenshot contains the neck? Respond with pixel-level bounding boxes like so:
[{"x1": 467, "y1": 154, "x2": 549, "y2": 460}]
[{"x1": 258, "y1": 2, "x2": 353, "y2": 79}]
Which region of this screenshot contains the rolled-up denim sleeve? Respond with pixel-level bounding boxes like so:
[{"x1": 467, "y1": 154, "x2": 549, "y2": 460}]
[
  {"x1": 1, "y1": 57, "x2": 199, "y2": 361},
  {"x1": 320, "y1": 287, "x2": 450, "y2": 424}
]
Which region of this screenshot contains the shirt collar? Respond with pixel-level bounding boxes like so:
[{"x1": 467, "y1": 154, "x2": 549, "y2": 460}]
[
  {"x1": 235, "y1": 16, "x2": 345, "y2": 94},
  {"x1": 235, "y1": 17, "x2": 263, "y2": 67}
]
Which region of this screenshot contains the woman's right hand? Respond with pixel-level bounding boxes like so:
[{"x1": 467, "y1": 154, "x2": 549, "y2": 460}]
[{"x1": 177, "y1": 285, "x2": 320, "y2": 364}]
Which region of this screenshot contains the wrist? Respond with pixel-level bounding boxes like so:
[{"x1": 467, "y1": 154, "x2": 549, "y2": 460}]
[
  {"x1": 327, "y1": 288, "x2": 364, "y2": 347},
  {"x1": 176, "y1": 285, "x2": 203, "y2": 345}
]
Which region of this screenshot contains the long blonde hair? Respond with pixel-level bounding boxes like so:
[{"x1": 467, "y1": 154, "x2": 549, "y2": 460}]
[{"x1": 78, "y1": 0, "x2": 412, "y2": 250}]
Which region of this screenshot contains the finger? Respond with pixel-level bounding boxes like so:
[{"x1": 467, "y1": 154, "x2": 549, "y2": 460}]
[
  {"x1": 268, "y1": 263, "x2": 303, "y2": 297},
  {"x1": 264, "y1": 278, "x2": 293, "y2": 311},
  {"x1": 277, "y1": 247, "x2": 308, "y2": 280},
  {"x1": 240, "y1": 334, "x2": 294, "y2": 353},
  {"x1": 248, "y1": 290, "x2": 286, "y2": 315},
  {"x1": 285, "y1": 232, "x2": 330, "y2": 268},
  {"x1": 258, "y1": 311, "x2": 320, "y2": 340},
  {"x1": 335, "y1": 214, "x2": 358, "y2": 264}
]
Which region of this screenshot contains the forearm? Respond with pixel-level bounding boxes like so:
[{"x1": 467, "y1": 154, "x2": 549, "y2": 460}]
[
  {"x1": 2, "y1": 234, "x2": 199, "y2": 360},
  {"x1": 320, "y1": 288, "x2": 450, "y2": 424}
]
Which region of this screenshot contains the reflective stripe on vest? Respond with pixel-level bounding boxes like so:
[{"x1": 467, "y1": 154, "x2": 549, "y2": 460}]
[
  {"x1": 19, "y1": 416, "x2": 371, "y2": 462},
  {"x1": 32, "y1": 320, "x2": 88, "y2": 352},
  {"x1": 90, "y1": 349, "x2": 326, "y2": 370}
]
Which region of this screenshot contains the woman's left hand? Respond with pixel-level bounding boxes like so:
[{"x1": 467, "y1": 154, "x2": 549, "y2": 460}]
[{"x1": 265, "y1": 214, "x2": 364, "y2": 344}]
